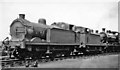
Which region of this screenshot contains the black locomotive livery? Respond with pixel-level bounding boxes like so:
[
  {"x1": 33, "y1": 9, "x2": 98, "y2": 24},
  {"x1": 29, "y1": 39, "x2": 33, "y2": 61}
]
[{"x1": 2, "y1": 14, "x2": 120, "y2": 60}]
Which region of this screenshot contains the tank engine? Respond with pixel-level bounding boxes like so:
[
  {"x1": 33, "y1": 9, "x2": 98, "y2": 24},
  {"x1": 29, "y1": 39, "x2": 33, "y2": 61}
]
[
  {"x1": 5, "y1": 14, "x2": 120, "y2": 60},
  {"x1": 9, "y1": 14, "x2": 50, "y2": 59},
  {"x1": 9, "y1": 14, "x2": 78, "y2": 59}
]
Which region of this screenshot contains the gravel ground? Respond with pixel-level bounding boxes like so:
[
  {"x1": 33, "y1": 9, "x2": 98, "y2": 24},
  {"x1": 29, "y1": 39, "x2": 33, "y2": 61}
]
[
  {"x1": 1, "y1": 54, "x2": 119, "y2": 68},
  {"x1": 37, "y1": 54, "x2": 119, "y2": 68}
]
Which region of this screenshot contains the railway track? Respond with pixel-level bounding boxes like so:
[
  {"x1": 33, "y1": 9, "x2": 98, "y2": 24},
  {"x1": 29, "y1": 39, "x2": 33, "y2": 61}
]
[
  {"x1": 1, "y1": 59, "x2": 25, "y2": 68},
  {"x1": 1, "y1": 52, "x2": 119, "y2": 68}
]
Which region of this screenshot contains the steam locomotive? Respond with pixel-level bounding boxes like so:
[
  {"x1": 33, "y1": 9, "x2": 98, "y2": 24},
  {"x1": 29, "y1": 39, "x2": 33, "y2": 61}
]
[{"x1": 3, "y1": 14, "x2": 120, "y2": 60}]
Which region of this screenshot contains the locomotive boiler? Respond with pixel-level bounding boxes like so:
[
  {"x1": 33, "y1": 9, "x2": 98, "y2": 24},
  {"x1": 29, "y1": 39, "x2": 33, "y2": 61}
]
[
  {"x1": 4, "y1": 14, "x2": 120, "y2": 60},
  {"x1": 10, "y1": 14, "x2": 48, "y2": 42}
]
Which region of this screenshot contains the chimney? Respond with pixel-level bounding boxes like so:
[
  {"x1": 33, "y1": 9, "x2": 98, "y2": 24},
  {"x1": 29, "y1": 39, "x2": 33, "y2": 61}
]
[
  {"x1": 96, "y1": 30, "x2": 98, "y2": 33},
  {"x1": 19, "y1": 14, "x2": 25, "y2": 19},
  {"x1": 91, "y1": 30, "x2": 93, "y2": 33},
  {"x1": 102, "y1": 28, "x2": 105, "y2": 32}
]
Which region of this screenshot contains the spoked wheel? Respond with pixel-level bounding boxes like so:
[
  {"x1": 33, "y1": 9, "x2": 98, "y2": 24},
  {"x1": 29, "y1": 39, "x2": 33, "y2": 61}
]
[
  {"x1": 13, "y1": 49, "x2": 26, "y2": 60},
  {"x1": 65, "y1": 51, "x2": 71, "y2": 57}
]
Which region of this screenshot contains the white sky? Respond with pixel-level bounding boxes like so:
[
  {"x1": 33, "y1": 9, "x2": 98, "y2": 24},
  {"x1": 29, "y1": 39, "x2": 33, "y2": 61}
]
[{"x1": 0, "y1": 0, "x2": 119, "y2": 40}]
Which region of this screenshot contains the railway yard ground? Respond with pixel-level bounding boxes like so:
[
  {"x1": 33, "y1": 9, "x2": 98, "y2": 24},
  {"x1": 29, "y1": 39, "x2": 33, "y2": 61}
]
[
  {"x1": 1, "y1": 53, "x2": 120, "y2": 69},
  {"x1": 31, "y1": 54, "x2": 120, "y2": 68}
]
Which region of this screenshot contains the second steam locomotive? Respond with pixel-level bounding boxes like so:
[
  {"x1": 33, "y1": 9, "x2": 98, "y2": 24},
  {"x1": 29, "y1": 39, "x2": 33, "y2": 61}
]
[{"x1": 3, "y1": 14, "x2": 120, "y2": 60}]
